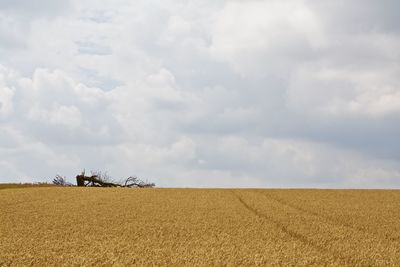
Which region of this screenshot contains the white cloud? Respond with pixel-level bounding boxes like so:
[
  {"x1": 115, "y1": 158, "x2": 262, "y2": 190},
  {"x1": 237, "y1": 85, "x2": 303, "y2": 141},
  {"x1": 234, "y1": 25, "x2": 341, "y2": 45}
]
[
  {"x1": 0, "y1": 0, "x2": 399, "y2": 187},
  {"x1": 210, "y1": 0, "x2": 323, "y2": 77},
  {"x1": 287, "y1": 62, "x2": 400, "y2": 118},
  {"x1": 0, "y1": 86, "x2": 13, "y2": 117},
  {"x1": 28, "y1": 104, "x2": 82, "y2": 129}
]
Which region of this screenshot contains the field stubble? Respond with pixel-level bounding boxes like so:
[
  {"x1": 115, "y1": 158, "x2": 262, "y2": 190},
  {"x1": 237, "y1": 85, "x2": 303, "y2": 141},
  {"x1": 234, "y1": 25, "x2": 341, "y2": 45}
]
[{"x1": 0, "y1": 187, "x2": 399, "y2": 266}]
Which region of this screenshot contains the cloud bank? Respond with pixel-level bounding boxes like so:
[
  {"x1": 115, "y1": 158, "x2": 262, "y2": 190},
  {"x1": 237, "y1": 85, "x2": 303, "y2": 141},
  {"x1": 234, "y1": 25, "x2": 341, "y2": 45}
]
[{"x1": 1, "y1": 0, "x2": 399, "y2": 187}]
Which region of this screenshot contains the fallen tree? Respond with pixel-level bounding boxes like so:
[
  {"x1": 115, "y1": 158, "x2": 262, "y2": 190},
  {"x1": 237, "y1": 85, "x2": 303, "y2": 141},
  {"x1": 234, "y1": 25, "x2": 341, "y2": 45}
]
[
  {"x1": 75, "y1": 170, "x2": 155, "y2": 188},
  {"x1": 53, "y1": 175, "x2": 74, "y2": 186}
]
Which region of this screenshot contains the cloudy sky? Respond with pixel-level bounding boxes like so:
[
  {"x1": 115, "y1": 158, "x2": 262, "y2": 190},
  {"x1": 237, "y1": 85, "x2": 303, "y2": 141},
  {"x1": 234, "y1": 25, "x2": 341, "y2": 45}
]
[{"x1": 1, "y1": 0, "x2": 399, "y2": 188}]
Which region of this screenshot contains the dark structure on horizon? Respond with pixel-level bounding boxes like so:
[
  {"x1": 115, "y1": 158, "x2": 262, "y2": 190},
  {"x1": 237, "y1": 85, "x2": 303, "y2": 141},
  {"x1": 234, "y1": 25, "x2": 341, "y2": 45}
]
[
  {"x1": 53, "y1": 170, "x2": 155, "y2": 188},
  {"x1": 76, "y1": 171, "x2": 155, "y2": 188}
]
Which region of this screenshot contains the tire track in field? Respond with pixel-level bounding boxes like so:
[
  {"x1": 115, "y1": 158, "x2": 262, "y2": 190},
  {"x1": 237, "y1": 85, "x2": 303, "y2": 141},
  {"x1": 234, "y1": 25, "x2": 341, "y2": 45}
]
[
  {"x1": 230, "y1": 190, "x2": 366, "y2": 267},
  {"x1": 257, "y1": 191, "x2": 363, "y2": 230},
  {"x1": 256, "y1": 191, "x2": 400, "y2": 243}
]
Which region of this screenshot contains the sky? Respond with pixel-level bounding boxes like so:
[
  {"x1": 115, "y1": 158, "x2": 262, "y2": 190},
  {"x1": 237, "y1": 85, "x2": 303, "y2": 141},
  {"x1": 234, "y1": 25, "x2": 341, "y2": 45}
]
[{"x1": 0, "y1": 0, "x2": 400, "y2": 188}]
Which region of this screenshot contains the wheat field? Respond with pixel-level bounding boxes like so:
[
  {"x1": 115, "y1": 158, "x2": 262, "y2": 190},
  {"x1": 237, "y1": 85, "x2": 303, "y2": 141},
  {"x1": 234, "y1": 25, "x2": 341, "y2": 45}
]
[{"x1": 1, "y1": 187, "x2": 399, "y2": 266}]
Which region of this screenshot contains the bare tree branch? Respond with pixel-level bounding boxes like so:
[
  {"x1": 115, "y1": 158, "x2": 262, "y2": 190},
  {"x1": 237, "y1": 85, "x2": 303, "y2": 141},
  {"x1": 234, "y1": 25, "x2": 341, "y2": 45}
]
[
  {"x1": 75, "y1": 170, "x2": 155, "y2": 188},
  {"x1": 123, "y1": 176, "x2": 155, "y2": 188},
  {"x1": 53, "y1": 175, "x2": 73, "y2": 186}
]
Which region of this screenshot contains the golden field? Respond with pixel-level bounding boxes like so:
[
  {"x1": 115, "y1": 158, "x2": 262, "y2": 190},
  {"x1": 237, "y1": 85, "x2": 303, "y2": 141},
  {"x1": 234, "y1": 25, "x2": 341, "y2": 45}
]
[{"x1": 1, "y1": 187, "x2": 400, "y2": 266}]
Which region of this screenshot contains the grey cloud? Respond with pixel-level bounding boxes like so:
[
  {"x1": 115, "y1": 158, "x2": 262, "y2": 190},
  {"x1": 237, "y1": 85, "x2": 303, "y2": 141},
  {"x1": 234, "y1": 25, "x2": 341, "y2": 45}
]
[
  {"x1": 308, "y1": 0, "x2": 400, "y2": 33},
  {"x1": 76, "y1": 68, "x2": 123, "y2": 91},
  {"x1": 0, "y1": 0, "x2": 400, "y2": 188},
  {"x1": 76, "y1": 41, "x2": 112, "y2": 56},
  {"x1": 0, "y1": 0, "x2": 71, "y2": 17}
]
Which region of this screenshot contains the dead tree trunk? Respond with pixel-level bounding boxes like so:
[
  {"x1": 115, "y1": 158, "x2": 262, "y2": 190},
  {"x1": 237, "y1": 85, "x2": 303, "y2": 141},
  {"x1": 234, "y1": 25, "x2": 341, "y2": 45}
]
[
  {"x1": 76, "y1": 174, "x2": 116, "y2": 187},
  {"x1": 75, "y1": 171, "x2": 154, "y2": 188}
]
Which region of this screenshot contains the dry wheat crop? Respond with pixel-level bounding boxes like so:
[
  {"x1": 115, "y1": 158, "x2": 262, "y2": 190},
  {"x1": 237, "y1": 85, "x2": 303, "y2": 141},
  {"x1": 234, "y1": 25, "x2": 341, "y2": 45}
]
[{"x1": 1, "y1": 187, "x2": 399, "y2": 266}]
